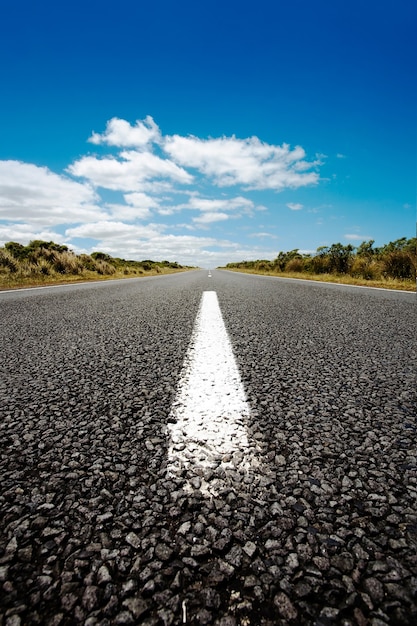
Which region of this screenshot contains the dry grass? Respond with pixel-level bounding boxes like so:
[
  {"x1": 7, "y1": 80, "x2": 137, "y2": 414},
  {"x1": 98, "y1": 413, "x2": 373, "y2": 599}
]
[
  {"x1": 0, "y1": 266, "x2": 191, "y2": 291},
  {"x1": 223, "y1": 267, "x2": 416, "y2": 292}
]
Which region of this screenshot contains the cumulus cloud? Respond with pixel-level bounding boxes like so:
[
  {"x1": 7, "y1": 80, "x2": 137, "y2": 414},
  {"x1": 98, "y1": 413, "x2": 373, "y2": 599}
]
[
  {"x1": 1, "y1": 116, "x2": 325, "y2": 267},
  {"x1": 173, "y1": 195, "x2": 256, "y2": 214},
  {"x1": 66, "y1": 220, "x2": 162, "y2": 241},
  {"x1": 193, "y1": 212, "x2": 230, "y2": 225},
  {"x1": 0, "y1": 160, "x2": 104, "y2": 225},
  {"x1": 105, "y1": 204, "x2": 152, "y2": 221},
  {"x1": 163, "y1": 134, "x2": 320, "y2": 190},
  {"x1": 105, "y1": 192, "x2": 160, "y2": 221},
  {"x1": 68, "y1": 150, "x2": 193, "y2": 192},
  {"x1": 89, "y1": 116, "x2": 161, "y2": 148},
  {"x1": 287, "y1": 202, "x2": 303, "y2": 211},
  {"x1": 0, "y1": 223, "x2": 66, "y2": 247},
  {"x1": 79, "y1": 117, "x2": 321, "y2": 193}
]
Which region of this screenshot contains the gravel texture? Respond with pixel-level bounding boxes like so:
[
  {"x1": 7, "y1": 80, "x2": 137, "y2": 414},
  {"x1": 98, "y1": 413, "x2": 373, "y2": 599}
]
[{"x1": 0, "y1": 271, "x2": 416, "y2": 625}]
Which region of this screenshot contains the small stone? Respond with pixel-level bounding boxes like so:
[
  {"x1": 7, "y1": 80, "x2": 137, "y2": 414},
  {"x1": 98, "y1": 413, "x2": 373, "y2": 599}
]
[
  {"x1": 218, "y1": 559, "x2": 235, "y2": 577},
  {"x1": 243, "y1": 541, "x2": 256, "y2": 558},
  {"x1": 0, "y1": 565, "x2": 9, "y2": 581},
  {"x1": 286, "y1": 553, "x2": 299, "y2": 570},
  {"x1": 125, "y1": 532, "x2": 140, "y2": 549},
  {"x1": 97, "y1": 565, "x2": 112, "y2": 585},
  {"x1": 155, "y1": 543, "x2": 173, "y2": 561},
  {"x1": 270, "y1": 502, "x2": 284, "y2": 516},
  {"x1": 122, "y1": 597, "x2": 149, "y2": 619},
  {"x1": 17, "y1": 547, "x2": 33, "y2": 562},
  {"x1": 225, "y1": 545, "x2": 243, "y2": 567},
  {"x1": 4, "y1": 536, "x2": 18, "y2": 562},
  {"x1": 196, "y1": 540, "x2": 215, "y2": 557},
  {"x1": 273, "y1": 592, "x2": 298, "y2": 620},
  {"x1": 319, "y1": 607, "x2": 340, "y2": 620},
  {"x1": 216, "y1": 617, "x2": 237, "y2": 626},
  {"x1": 177, "y1": 521, "x2": 191, "y2": 535},
  {"x1": 61, "y1": 593, "x2": 78, "y2": 612},
  {"x1": 114, "y1": 611, "x2": 135, "y2": 625},
  {"x1": 37, "y1": 575, "x2": 53, "y2": 589},
  {"x1": 331, "y1": 552, "x2": 354, "y2": 573},
  {"x1": 313, "y1": 556, "x2": 330, "y2": 571},
  {"x1": 196, "y1": 608, "x2": 212, "y2": 624},
  {"x1": 157, "y1": 608, "x2": 174, "y2": 626},
  {"x1": 363, "y1": 577, "x2": 384, "y2": 603},
  {"x1": 82, "y1": 586, "x2": 99, "y2": 611}
]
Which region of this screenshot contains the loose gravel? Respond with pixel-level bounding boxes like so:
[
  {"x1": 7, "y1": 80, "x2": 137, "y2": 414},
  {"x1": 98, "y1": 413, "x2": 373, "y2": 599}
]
[{"x1": 0, "y1": 271, "x2": 416, "y2": 625}]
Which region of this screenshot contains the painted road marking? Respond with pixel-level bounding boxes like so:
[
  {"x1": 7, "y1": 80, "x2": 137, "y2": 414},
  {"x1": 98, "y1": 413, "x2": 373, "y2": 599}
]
[{"x1": 167, "y1": 291, "x2": 261, "y2": 494}]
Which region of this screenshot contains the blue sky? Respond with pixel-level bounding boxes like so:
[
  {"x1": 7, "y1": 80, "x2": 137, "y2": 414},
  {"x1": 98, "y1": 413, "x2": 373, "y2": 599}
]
[{"x1": 0, "y1": 0, "x2": 415, "y2": 267}]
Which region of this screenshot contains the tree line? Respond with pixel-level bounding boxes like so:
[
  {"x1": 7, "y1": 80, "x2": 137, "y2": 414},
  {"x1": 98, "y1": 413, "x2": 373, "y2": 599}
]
[
  {"x1": 226, "y1": 238, "x2": 416, "y2": 281},
  {"x1": 0, "y1": 240, "x2": 186, "y2": 279}
]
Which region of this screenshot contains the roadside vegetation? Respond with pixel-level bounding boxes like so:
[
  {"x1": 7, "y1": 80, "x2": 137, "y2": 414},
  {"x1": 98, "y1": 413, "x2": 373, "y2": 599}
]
[
  {"x1": 223, "y1": 238, "x2": 416, "y2": 291},
  {"x1": 0, "y1": 240, "x2": 193, "y2": 289}
]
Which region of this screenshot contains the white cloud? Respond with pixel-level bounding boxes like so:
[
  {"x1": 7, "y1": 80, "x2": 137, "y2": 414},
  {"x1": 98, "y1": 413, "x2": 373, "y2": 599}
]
[
  {"x1": 173, "y1": 195, "x2": 256, "y2": 214},
  {"x1": 89, "y1": 116, "x2": 161, "y2": 148},
  {"x1": 0, "y1": 117, "x2": 326, "y2": 268},
  {"x1": 193, "y1": 212, "x2": 230, "y2": 225},
  {"x1": 0, "y1": 223, "x2": 67, "y2": 247},
  {"x1": 105, "y1": 204, "x2": 152, "y2": 221},
  {"x1": 125, "y1": 192, "x2": 160, "y2": 209},
  {"x1": 286, "y1": 202, "x2": 303, "y2": 211},
  {"x1": 250, "y1": 232, "x2": 278, "y2": 239},
  {"x1": 164, "y1": 134, "x2": 319, "y2": 190},
  {"x1": 66, "y1": 220, "x2": 162, "y2": 241},
  {"x1": 0, "y1": 160, "x2": 104, "y2": 225},
  {"x1": 67, "y1": 150, "x2": 193, "y2": 192},
  {"x1": 105, "y1": 192, "x2": 161, "y2": 221},
  {"x1": 345, "y1": 233, "x2": 373, "y2": 241}
]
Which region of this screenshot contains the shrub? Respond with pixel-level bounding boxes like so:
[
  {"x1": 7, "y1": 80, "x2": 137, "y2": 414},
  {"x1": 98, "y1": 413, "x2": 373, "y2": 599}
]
[
  {"x1": 350, "y1": 257, "x2": 382, "y2": 280},
  {"x1": 78, "y1": 254, "x2": 98, "y2": 272},
  {"x1": 51, "y1": 251, "x2": 82, "y2": 274},
  {"x1": 91, "y1": 251, "x2": 113, "y2": 262},
  {"x1": 285, "y1": 258, "x2": 304, "y2": 272},
  {"x1": 96, "y1": 261, "x2": 116, "y2": 275},
  {"x1": 36, "y1": 259, "x2": 52, "y2": 276},
  {"x1": 0, "y1": 249, "x2": 19, "y2": 272},
  {"x1": 382, "y1": 251, "x2": 415, "y2": 280},
  {"x1": 4, "y1": 241, "x2": 27, "y2": 260},
  {"x1": 310, "y1": 253, "x2": 331, "y2": 274}
]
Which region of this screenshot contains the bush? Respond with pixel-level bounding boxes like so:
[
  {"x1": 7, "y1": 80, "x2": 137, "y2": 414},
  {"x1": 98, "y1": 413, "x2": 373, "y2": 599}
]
[
  {"x1": 36, "y1": 259, "x2": 52, "y2": 276},
  {"x1": 51, "y1": 251, "x2": 82, "y2": 274},
  {"x1": 96, "y1": 261, "x2": 116, "y2": 275},
  {"x1": 78, "y1": 254, "x2": 99, "y2": 272},
  {"x1": 310, "y1": 254, "x2": 331, "y2": 274},
  {"x1": 285, "y1": 258, "x2": 304, "y2": 272},
  {"x1": 350, "y1": 257, "x2": 382, "y2": 280},
  {"x1": 0, "y1": 249, "x2": 19, "y2": 272},
  {"x1": 382, "y1": 251, "x2": 415, "y2": 280}
]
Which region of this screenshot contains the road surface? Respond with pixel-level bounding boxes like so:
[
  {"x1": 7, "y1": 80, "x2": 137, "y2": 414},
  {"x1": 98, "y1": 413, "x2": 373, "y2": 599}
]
[{"x1": 1, "y1": 270, "x2": 416, "y2": 625}]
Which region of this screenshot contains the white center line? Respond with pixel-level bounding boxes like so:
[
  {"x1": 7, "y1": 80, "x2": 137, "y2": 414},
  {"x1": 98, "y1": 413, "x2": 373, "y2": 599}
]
[{"x1": 167, "y1": 291, "x2": 262, "y2": 495}]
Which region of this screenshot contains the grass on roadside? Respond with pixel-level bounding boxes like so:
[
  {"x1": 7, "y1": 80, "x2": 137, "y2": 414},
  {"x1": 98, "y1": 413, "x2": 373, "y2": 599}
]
[
  {"x1": 0, "y1": 240, "x2": 194, "y2": 290},
  {"x1": 222, "y1": 267, "x2": 416, "y2": 292}
]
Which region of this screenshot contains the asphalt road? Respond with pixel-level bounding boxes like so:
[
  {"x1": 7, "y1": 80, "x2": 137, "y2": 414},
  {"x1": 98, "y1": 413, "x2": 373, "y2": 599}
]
[{"x1": 1, "y1": 270, "x2": 416, "y2": 625}]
